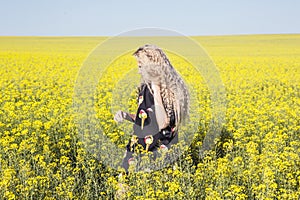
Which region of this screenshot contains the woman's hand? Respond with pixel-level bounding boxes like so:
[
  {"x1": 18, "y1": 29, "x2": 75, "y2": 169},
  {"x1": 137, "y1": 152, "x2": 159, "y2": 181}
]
[
  {"x1": 114, "y1": 110, "x2": 126, "y2": 123},
  {"x1": 114, "y1": 110, "x2": 135, "y2": 123}
]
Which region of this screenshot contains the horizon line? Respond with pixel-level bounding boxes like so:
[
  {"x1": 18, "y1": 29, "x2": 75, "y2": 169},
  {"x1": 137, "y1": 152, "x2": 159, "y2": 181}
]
[{"x1": 0, "y1": 33, "x2": 299, "y2": 38}]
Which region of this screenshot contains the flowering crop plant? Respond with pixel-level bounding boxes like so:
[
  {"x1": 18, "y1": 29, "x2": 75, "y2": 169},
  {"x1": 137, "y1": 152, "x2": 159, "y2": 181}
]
[{"x1": 0, "y1": 35, "x2": 299, "y2": 199}]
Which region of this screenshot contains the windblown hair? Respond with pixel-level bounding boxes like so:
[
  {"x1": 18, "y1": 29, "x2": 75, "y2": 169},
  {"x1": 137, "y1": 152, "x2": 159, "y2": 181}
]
[{"x1": 133, "y1": 44, "x2": 190, "y2": 129}]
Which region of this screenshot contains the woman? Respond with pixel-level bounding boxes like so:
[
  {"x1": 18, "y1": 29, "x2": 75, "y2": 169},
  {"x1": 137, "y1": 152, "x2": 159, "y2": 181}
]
[{"x1": 114, "y1": 44, "x2": 190, "y2": 173}]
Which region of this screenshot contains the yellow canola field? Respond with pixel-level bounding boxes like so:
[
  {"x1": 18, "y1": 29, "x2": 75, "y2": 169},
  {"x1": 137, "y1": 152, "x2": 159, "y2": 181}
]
[{"x1": 0, "y1": 35, "x2": 299, "y2": 199}]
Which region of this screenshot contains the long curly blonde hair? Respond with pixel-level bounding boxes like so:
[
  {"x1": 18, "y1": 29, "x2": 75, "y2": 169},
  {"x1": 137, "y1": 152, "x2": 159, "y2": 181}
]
[{"x1": 133, "y1": 44, "x2": 190, "y2": 129}]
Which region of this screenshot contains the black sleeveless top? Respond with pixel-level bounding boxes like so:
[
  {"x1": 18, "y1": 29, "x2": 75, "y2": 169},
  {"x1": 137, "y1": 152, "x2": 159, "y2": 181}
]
[
  {"x1": 128, "y1": 84, "x2": 177, "y2": 152},
  {"x1": 133, "y1": 84, "x2": 159, "y2": 137}
]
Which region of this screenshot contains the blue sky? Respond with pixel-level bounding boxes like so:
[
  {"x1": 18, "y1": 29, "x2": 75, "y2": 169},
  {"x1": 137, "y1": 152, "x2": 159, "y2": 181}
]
[{"x1": 0, "y1": 0, "x2": 299, "y2": 36}]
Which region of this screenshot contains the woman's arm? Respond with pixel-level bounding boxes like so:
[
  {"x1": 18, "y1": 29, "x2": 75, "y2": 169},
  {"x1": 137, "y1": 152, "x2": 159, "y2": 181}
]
[
  {"x1": 151, "y1": 83, "x2": 169, "y2": 130},
  {"x1": 126, "y1": 113, "x2": 136, "y2": 122}
]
